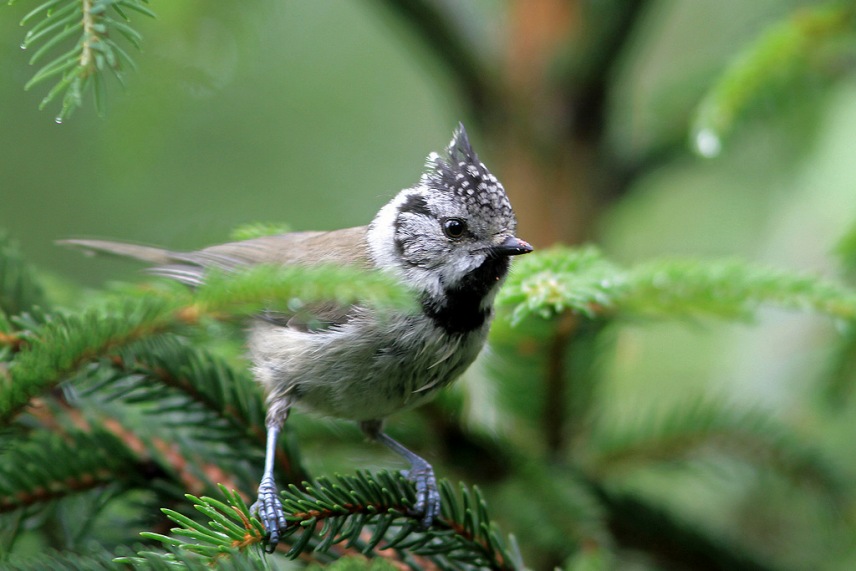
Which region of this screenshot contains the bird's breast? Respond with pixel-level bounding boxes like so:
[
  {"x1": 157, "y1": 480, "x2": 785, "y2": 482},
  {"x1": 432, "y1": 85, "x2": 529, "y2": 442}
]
[
  {"x1": 421, "y1": 256, "x2": 508, "y2": 335},
  {"x1": 249, "y1": 312, "x2": 489, "y2": 421}
]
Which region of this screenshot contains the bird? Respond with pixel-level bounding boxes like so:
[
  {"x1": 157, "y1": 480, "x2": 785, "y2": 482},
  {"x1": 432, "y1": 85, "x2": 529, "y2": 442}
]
[{"x1": 61, "y1": 124, "x2": 532, "y2": 552}]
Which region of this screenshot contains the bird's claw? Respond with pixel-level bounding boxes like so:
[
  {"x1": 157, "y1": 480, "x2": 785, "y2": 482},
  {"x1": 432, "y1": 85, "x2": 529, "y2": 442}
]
[
  {"x1": 251, "y1": 476, "x2": 287, "y2": 553},
  {"x1": 402, "y1": 462, "x2": 441, "y2": 527}
]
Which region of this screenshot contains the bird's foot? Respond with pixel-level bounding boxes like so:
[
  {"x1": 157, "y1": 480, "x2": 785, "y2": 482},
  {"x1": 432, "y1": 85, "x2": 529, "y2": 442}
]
[
  {"x1": 402, "y1": 460, "x2": 441, "y2": 527},
  {"x1": 251, "y1": 476, "x2": 287, "y2": 553}
]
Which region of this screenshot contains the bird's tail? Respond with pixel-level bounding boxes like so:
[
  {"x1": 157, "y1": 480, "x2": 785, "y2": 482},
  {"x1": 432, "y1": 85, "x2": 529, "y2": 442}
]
[{"x1": 57, "y1": 239, "x2": 174, "y2": 265}]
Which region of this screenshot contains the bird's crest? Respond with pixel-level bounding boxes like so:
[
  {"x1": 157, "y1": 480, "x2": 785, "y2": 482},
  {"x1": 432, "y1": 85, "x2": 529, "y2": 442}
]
[{"x1": 421, "y1": 123, "x2": 513, "y2": 219}]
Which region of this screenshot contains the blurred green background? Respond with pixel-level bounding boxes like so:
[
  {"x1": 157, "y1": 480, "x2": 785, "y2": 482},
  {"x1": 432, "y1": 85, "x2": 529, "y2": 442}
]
[
  {"x1": 1, "y1": 1, "x2": 462, "y2": 285},
  {"x1": 4, "y1": 0, "x2": 856, "y2": 569}
]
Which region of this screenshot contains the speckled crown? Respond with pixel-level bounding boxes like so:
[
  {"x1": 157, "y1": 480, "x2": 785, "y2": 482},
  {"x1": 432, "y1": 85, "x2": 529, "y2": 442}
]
[{"x1": 421, "y1": 124, "x2": 514, "y2": 222}]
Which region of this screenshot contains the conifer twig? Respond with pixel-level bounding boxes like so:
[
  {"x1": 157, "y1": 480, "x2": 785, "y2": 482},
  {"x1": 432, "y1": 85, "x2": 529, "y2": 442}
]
[{"x1": 132, "y1": 475, "x2": 524, "y2": 570}]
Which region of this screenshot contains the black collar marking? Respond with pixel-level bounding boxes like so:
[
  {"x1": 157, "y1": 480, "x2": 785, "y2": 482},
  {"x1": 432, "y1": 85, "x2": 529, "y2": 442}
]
[{"x1": 422, "y1": 255, "x2": 509, "y2": 335}]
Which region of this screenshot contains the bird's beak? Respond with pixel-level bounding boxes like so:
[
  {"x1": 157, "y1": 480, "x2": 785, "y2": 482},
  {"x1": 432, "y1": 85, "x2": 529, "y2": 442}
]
[{"x1": 493, "y1": 235, "x2": 533, "y2": 257}]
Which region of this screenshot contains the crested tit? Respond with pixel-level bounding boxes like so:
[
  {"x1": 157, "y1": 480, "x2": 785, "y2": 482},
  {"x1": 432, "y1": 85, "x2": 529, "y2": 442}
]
[{"x1": 63, "y1": 124, "x2": 532, "y2": 551}]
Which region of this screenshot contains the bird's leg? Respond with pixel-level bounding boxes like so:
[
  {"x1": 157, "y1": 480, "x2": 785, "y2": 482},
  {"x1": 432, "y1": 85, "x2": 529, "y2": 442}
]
[
  {"x1": 360, "y1": 420, "x2": 441, "y2": 527},
  {"x1": 251, "y1": 416, "x2": 289, "y2": 553}
]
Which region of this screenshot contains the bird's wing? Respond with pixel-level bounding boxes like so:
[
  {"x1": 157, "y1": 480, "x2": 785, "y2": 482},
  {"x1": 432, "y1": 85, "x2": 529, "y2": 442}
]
[
  {"x1": 60, "y1": 226, "x2": 371, "y2": 286},
  {"x1": 258, "y1": 301, "x2": 360, "y2": 332},
  {"x1": 61, "y1": 227, "x2": 373, "y2": 330}
]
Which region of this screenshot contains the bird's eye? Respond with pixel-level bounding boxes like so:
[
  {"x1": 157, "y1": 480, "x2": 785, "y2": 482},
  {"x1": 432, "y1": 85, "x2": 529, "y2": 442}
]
[{"x1": 442, "y1": 218, "x2": 467, "y2": 239}]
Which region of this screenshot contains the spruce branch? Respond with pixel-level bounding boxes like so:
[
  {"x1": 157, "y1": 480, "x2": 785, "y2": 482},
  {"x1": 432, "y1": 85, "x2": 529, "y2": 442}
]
[
  {"x1": 53, "y1": 394, "x2": 256, "y2": 501},
  {"x1": 0, "y1": 232, "x2": 47, "y2": 319},
  {"x1": 624, "y1": 258, "x2": 856, "y2": 320},
  {"x1": 0, "y1": 426, "x2": 138, "y2": 513},
  {"x1": 690, "y1": 2, "x2": 856, "y2": 157},
  {"x1": 1, "y1": 296, "x2": 184, "y2": 423},
  {"x1": 820, "y1": 321, "x2": 856, "y2": 405},
  {"x1": 584, "y1": 397, "x2": 845, "y2": 497},
  {"x1": 498, "y1": 246, "x2": 624, "y2": 325},
  {"x1": 15, "y1": 0, "x2": 155, "y2": 121},
  {"x1": 133, "y1": 474, "x2": 525, "y2": 570},
  {"x1": 77, "y1": 335, "x2": 309, "y2": 484},
  {"x1": 1, "y1": 264, "x2": 413, "y2": 424},
  {"x1": 0, "y1": 330, "x2": 25, "y2": 355},
  {"x1": 118, "y1": 548, "x2": 269, "y2": 570},
  {"x1": 194, "y1": 264, "x2": 415, "y2": 318},
  {"x1": 86, "y1": 335, "x2": 266, "y2": 440},
  {"x1": 497, "y1": 463, "x2": 610, "y2": 564},
  {"x1": 308, "y1": 557, "x2": 402, "y2": 571},
  {"x1": 590, "y1": 482, "x2": 778, "y2": 571},
  {"x1": 2, "y1": 548, "x2": 123, "y2": 571},
  {"x1": 228, "y1": 222, "x2": 293, "y2": 241},
  {"x1": 834, "y1": 218, "x2": 856, "y2": 276},
  {"x1": 497, "y1": 246, "x2": 856, "y2": 324}
]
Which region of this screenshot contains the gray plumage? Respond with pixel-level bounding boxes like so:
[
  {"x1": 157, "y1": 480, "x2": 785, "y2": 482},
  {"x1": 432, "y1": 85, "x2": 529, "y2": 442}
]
[
  {"x1": 61, "y1": 124, "x2": 532, "y2": 551},
  {"x1": 64, "y1": 227, "x2": 369, "y2": 287}
]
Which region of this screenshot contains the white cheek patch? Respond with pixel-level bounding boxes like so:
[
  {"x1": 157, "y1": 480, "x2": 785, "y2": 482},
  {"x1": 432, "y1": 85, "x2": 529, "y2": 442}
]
[
  {"x1": 367, "y1": 189, "x2": 413, "y2": 275},
  {"x1": 367, "y1": 188, "x2": 445, "y2": 297},
  {"x1": 439, "y1": 251, "x2": 485, "y2": 288}
]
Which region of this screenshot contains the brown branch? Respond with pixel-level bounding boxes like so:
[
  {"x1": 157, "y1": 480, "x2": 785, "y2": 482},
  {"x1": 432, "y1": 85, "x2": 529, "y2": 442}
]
[
  {"x1": 370, "y1": 0, "x2": 498, "y2": 126},
  {"x1": 544, "y1": 311, "x2": 578, "y2": 458},
  {"x1": 590, "y1": 480, "x2": 778, "y2": 571},
  {"x1": 106, "y1": 352, "x2": 309, "y2": 485},
  {"x1": 0, "y1": 467, "x2": 119, "y2": 513},
  {"x1": 267, "y1": 498, "x2": 512, "y2": 569},
  {"x1": 0, "y1": 330, "x2": 24, "y2": 352},
  {"x1": 0, "y1": 303, "x2": 196, "y2": 424},
  {"x1": 28, "y1": 396, "x2": 244, "y2": 501}
]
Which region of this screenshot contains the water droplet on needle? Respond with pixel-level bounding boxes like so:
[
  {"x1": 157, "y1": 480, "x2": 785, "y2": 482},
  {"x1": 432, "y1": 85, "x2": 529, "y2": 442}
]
[{"x1": 694, "y1": 128, "x2": 721, "y2": 158}]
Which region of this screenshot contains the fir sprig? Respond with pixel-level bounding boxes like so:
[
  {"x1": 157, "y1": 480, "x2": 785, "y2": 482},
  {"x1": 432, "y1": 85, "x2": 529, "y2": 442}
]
[
  {"x1": 118, "y1": 548, "x2": 269, "y2": 570},
  {"x1": 690, "y1": 2, "x2": 856, "y2": 157},
  {"x1": 0, "y1": 232, "x2": 46, "y2": 319},
  {"x1": 624, "y1": 258, "x2": 856, "y2": 320},
  {"x1": 1, "y1": 296, "x2": 182, "y2": 422},
  {"x1": 2, "y1": 548, "x2": 124, "y2": 571},
  {"x1": 195, "y1": 264, "x2": 415, "y2": 317},
  {"x1": 499, "y1": 246, "x2": 625, "y2": 325},
  {"x1": 15, "y1": 0, "x2": 155, "y2": 121},
  {"x1": 229, "y1": 222, "x2": 293, "y2": 241},
  {"x1": 83, "y1": 335, "x2": 266, "y2": 441},
  {"x1": 137, "y1": 486, "x2": 265, "y2": 558},
  {"x1": 134, "y1": 474, "x2": 524, "y2": 571},
  {"x1": 1, "y1": 263, "x2": 413, "y2": 424},
  {"x1": 0, "y1": 427, "x2": 137, "y2": 513},
  {"x1": 74, "y1": 334, "x2": 309, "y2": 484},
  {"x1": 585, "y1": 398, "x2": 845, "y2": 496},
  {"x1": 497, "y1": 246, "x2": 856, "y2": 324}
]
